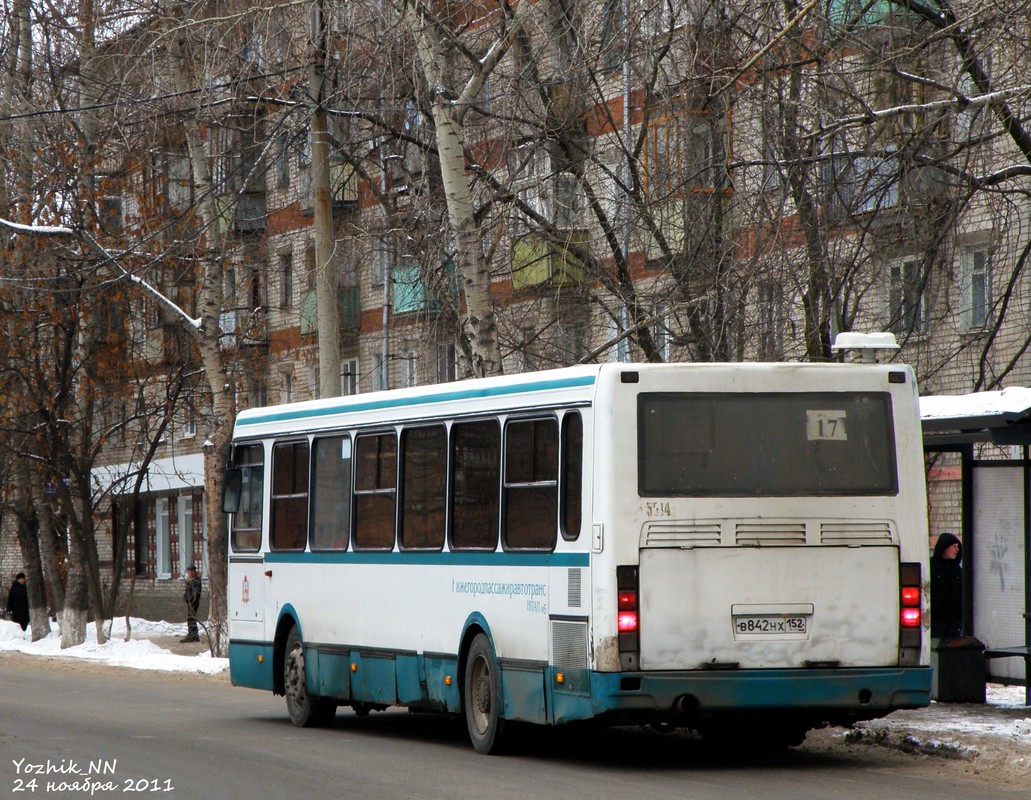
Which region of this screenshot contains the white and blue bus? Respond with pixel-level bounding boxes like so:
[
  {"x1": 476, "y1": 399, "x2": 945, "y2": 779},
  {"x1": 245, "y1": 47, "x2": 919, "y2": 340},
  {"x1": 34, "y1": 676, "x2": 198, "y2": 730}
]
[{"x1": 224, "y1": 348, "x2": 931, "y2": 753}]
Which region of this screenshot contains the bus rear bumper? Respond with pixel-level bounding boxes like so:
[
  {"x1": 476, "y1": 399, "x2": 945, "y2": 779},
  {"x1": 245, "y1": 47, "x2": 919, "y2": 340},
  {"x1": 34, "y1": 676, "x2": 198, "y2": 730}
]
[{"x1": 582, "y1": 666, "x2": 932, "y2": 724}]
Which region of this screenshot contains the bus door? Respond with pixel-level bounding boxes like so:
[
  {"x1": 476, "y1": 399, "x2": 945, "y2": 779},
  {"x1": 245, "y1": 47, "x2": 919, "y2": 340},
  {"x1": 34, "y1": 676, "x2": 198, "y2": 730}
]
[
  {"x1": 229, "y1": 555, "x2": 266, "y2": 631},
  {"x1": 226, "y1": 442, "x2": 267, "y2": 639}
]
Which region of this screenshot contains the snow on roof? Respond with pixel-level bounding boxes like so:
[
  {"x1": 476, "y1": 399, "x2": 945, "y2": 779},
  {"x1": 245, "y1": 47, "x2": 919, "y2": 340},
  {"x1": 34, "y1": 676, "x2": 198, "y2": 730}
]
[{"x1": 920, "y1": 387, "x2": 1031, "y2": 423}]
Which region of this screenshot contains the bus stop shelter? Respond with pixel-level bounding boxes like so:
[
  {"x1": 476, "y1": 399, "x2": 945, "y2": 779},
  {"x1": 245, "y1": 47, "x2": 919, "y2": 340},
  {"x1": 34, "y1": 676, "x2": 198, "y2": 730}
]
[{"x1": 921, "y1": 388, "x2": 1031, "y2": 703}]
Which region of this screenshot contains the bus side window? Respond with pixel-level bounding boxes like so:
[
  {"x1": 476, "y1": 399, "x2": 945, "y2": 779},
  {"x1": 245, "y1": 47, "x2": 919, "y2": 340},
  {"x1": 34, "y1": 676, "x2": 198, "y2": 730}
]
[
  {"x1": 503, "y1": 418, "x2": 558, "y2": 551},
  {"x1": 311, "y1": 435, "x2": 352, "y2": 551},
  {"x1": 400, "y1": 425, "x2": 446, "y2": 550},
  {"x1": 561, "y1": 412, "x2": 583, "y2": 541},
  {"x1": 451, "y1": 420, "x2": 500, "y2": 550},
  {"x1": 354, "y1": 432, "x2": 398, "y2": 550},
  {"x1": 231, "y1": 444, "x2": 264, "y2": 553},
  {"x1": 271, "y1": 441, "x2": 310, "y2": 551}
]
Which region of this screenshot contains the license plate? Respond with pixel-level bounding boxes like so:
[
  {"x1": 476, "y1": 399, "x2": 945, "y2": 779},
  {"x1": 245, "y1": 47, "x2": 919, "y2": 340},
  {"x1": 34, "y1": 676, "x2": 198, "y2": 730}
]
[{"x1": 733, "y1": 615, "x2": 808, "y2": 636}]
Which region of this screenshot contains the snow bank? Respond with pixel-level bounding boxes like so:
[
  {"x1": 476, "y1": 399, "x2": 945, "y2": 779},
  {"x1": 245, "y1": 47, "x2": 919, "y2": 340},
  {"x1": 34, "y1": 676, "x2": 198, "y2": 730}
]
[{"x1": 0, "y1": 617, "x2": 228, "y2": 675}]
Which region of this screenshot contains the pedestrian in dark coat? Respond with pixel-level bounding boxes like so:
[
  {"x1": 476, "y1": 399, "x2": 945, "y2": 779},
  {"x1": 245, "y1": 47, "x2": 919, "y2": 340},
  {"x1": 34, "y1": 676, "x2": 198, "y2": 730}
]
[
  {"x1": 181, "y1": 565, "x2": 202, "y2": 643},
  {"x1": 6, "y1": 572, "x2": 29, "y2": 631},
  {"x1": 931, "y1": 532, "x2": 963, "y2": 638}
]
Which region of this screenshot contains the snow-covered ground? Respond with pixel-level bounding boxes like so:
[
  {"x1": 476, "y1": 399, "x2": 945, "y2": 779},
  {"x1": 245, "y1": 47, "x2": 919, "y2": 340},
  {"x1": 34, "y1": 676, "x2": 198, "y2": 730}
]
[{"x1": 0, "y1": 617, "x2": 228, "y2": 675}]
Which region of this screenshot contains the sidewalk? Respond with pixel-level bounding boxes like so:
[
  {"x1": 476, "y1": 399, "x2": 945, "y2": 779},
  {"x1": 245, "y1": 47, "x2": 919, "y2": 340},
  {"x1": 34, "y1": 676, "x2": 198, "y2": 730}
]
[
  {"x1": 838, "y1": 686, "x2": 1030, "y2": 782},
  {"x1": 151, "y1": 631, "x2": 213, "y2": 658}
]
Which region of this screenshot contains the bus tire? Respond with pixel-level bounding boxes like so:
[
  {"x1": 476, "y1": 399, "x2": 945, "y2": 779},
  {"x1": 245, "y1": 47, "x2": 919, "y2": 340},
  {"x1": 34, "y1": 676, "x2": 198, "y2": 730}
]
[
  {"x1": 463, "y1": 633, "x2": 508, "y2": 754},
  {"x1": 283, "y1": 627, "x2": 336, "y2": 728}
]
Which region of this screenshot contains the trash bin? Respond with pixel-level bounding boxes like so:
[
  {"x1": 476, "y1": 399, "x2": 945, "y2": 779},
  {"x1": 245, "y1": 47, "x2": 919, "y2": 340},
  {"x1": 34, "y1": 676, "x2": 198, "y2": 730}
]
[{"x1": 931, "y1": 636, "x2": 986, "y2": 702}]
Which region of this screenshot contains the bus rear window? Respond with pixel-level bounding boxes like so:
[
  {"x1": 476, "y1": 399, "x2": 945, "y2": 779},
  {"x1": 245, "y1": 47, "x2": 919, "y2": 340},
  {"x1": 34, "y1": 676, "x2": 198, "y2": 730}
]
[{"x1": 638, "y1": 392, "x2": 898, "y2": 496}]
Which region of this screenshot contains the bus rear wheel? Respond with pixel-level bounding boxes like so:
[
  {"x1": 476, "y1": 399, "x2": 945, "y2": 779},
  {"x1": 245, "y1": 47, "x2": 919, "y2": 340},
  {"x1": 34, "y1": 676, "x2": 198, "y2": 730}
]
[
  {"x1": 283, "y1": 627, "x2": 336, "y2": 728},
  {"x1": 463, "y1": 633, "x2": 508, "y2": 754}
]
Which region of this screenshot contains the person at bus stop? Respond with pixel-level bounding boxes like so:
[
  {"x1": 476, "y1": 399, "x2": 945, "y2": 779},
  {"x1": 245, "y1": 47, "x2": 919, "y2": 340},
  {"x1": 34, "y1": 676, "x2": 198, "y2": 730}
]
[
  {"x1": 181, "y1": 565, "x2": 202, "y2": 643},
  {"x1": 6, "y1": 572, "x2": 30, "y2": 631},
  {"x1": 931, "y1": 532, "x2": 963, "y2": 638}
]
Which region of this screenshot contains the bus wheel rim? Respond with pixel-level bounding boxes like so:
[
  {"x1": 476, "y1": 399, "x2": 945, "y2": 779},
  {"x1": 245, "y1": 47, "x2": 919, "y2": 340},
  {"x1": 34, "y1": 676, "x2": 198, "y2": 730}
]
[
  {"x1": 471, "y1": 655, "x2": 491, "y2": 733},
  {"x1": 286, "y1": 645, "x2": 306, "y2": 707}
]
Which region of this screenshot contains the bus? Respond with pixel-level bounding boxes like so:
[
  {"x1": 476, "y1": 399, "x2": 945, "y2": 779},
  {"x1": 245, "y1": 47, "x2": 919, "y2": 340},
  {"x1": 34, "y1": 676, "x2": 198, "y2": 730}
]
[{"x1": 223, "y1": 345, "x2": 932, "y2": 753}]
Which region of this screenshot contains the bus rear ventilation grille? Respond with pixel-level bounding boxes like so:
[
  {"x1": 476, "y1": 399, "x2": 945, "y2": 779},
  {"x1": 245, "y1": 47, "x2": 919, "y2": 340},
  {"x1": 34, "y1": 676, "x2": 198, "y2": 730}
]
[
  {"x1": 734, "y1": 523, "x2": 807, "y2": 546},
  {"x1": 819, "y1": 522, "x2": 894, "y2": 545},
  {"x1": 642, "y1": 523, "x2": 722, "y2": 547}
]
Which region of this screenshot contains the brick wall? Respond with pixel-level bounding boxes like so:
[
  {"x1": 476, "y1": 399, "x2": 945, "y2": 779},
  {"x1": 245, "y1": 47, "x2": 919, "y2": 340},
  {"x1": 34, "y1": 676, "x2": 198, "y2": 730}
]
[
  {"x1": 928, "y1": 453, "x2": 963, "y2": 549},
  {"x1": 117, "y1": 578, "x2": 210, "y2": 623}
]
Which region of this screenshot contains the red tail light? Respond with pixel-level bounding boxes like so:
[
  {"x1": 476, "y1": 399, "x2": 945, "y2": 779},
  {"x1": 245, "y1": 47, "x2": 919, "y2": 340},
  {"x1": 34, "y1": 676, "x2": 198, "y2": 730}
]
[
  {"x1": 899, "y1": 563, "x2": 922, "y2": 654},
  {"x1": 899, "y1": 564, "x2": 921, "y2": 628},
  {"x1": 616, "y1": 566, "x2": 639, "y2": 655},
  {"x1": 901, "y1": 587, "x2": 920, "y2": 607}
]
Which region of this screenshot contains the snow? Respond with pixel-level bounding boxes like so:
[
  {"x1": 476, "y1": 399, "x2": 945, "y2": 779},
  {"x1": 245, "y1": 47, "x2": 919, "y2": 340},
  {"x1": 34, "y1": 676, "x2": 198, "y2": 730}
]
[
  {"x1": 920, "y1": 386, "x2": 1031, "y2": 421},
  {"x1": 0, "y1": 617, "x2": 228, "y2": 676},
  {"x1": 0, "y1": 216, "x2": 74, "y2": 235}
]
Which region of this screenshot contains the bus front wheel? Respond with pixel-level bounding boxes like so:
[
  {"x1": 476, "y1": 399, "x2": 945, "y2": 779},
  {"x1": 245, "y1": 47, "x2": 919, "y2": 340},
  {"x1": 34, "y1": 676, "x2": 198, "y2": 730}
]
[
  {"x1": 463, "y1": 633, "x2": 508, "y2": 754},
  {"x1": 283, "y1": 627, "x2": 336, "y2": 728}
]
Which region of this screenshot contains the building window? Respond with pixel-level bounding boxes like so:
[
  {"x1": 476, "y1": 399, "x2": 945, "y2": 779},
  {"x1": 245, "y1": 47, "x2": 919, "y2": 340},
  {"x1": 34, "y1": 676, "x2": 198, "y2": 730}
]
[
  {"x1": 400, "y1": 349, "x2": 417, "y2": 388},
  {"x1": 168, "y1": 155, "x2": 192, "y2": 209},
  {"x1": 888, "y1": 258, "x2": 927, "y2": 336},
  {"x1": 649, "y1": 303, "x2": 671, "y2": 362},
  {"x1": 605, "y1": 307, "x2": 632, "y2": 363},
  {"x1": 98, "y1": 196, "x2": 124, "y2": 233},
  {"x1": 960, "y1": 246, "x2": 992, "y2": 331},
  {"x1": 248, "y1": 379, "x2": 268, "y2": 409},
  {"x1": 341, "y1": 358, "x2": 360, "y2": 396},
  {"x1": 155, "y1": 497, "x2": 171, "y2": 579},
  {"x1": 372, "y1": 353, "x2": 388, "y2": 392},
  {"x1": 757, "y1": 285, "x2": 785, "y2": 359},
  {"x1": 177, "y1": 495, "x2": 201, "y2": 575},
  {"x1": 643, "y1": 102, "x2": 718, "y2": 198},
  {"x1": 372, "y1": 236, "x2": 389, "y2": 287},
  {"x1": 956, "y1": 51, "x2": 992, "y2": 142},
  {"x1": 436, "y1": 344, "x2": 457, "y2": 383},
  {"x1": 760, "y1": 94, "x2": 784, "y2": 191},
  {"x1": 276, "y1": 132, "x2": 291, "y2": 188},
  {"x1": 280, "y1": 371, "x2": 293, "y2": 404},
  {"x1": 642, "y1": 0, "x2": 686, "y2": 37},
  {"x1": 279, "y1": 251, "x2": 293, "y2": 309}
]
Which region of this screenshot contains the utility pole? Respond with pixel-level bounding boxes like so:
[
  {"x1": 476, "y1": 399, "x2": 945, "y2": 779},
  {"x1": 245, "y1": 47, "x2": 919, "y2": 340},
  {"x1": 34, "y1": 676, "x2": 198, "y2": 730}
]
[{"x1": 311, "y1": 0, "x2": 340, "y2": 397}]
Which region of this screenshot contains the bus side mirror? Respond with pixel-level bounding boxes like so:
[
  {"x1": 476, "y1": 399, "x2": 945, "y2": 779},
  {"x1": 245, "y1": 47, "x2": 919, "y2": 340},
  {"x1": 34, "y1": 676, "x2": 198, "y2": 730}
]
[{"x1": 223, "y1": 468, "x2": 242, "y2": 514}]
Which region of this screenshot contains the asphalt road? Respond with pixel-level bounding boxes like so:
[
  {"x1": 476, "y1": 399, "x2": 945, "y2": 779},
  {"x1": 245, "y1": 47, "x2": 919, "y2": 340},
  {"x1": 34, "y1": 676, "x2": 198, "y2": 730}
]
[{"x1": 0, "y1": 654, "x2": 1020, "y2": 800}]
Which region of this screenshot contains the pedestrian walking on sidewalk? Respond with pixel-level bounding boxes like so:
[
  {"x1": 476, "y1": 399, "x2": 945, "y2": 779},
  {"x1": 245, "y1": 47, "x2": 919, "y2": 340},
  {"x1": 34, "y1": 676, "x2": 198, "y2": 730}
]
[{"x1": 181, "y1": 565, "x2": 202, "y2": 643}]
